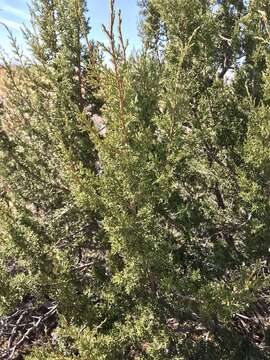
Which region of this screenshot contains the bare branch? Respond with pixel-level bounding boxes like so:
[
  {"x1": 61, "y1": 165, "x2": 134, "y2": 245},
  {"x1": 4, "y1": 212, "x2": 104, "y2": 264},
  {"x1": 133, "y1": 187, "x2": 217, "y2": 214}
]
[{"x1": 101, "y1": 0, "x2": 128, "y2": 144}]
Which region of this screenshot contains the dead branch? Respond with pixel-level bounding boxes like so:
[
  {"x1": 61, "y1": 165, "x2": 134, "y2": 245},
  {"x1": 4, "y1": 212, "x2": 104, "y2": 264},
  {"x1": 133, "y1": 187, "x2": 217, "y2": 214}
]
[
  {"x1": 101, "y1": 0, "x2": 128, "y2": 144},
  {"x1": 0, "y1": 299, "x2": 57, "y2": 360}
]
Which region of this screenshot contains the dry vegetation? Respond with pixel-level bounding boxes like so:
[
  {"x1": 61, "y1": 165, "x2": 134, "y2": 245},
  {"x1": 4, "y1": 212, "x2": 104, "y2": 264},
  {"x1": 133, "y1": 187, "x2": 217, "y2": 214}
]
[{"x1": 0, "y1": 68, "x2": 7, "y2": 97}]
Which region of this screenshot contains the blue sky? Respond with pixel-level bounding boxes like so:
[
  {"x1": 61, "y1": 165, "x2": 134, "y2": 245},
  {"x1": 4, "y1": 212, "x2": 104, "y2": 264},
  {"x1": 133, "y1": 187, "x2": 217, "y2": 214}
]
[{"x1": 0, "y1": 0, "x2": 142, "y2": 58}]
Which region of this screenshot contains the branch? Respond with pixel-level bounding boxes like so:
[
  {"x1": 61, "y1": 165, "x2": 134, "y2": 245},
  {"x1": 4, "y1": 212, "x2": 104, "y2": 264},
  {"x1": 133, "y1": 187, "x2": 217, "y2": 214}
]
[
  {"x1": 118, "y1": 10, "x2": 128, "y2": 61},
  {"x1": 101, "y1": 0, "x2": 128, "y2": 144}
]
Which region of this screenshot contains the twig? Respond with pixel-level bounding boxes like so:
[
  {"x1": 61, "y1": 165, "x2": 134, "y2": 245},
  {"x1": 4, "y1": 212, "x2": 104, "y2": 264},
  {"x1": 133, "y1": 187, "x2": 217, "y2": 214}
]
[
  {"x1": 101, "y1": 0, "x2": 127, "y2": 144},
  {"x1": 117, "y1": 10, "x2": 128, "y2": 61},
  {"x1": 0, "y1": 302, "x2": 57, "y2": 360},
  {"x1": 8, "y1": 305, "x2": 57, "y2": 359}
]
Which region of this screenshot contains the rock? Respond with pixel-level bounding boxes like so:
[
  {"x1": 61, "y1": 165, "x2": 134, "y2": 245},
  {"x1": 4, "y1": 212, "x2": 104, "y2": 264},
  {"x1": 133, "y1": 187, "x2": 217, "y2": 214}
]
[{"x1": 84, "y1": 105, "x2": 106, "y2": 138}]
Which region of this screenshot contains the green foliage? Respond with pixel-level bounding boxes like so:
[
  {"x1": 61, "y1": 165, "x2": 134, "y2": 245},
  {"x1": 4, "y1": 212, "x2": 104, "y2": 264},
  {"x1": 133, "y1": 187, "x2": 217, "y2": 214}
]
[{"x1": 1, "y1": 0, "x2": 270, "y2": 359}]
